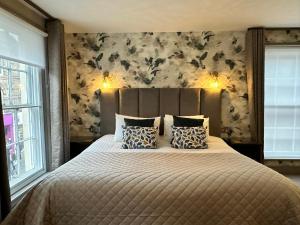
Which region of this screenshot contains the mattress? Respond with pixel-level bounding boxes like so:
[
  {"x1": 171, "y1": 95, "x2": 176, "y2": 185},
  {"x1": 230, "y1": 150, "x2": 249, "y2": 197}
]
[{"x1": 2, "y1": 135, "x2": 300, "y2": 225}]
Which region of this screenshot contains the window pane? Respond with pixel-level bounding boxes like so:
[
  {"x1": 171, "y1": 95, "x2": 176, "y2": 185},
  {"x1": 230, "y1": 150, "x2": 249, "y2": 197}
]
[
  {"x1": 0, "y1": 67, "x2": 10, "y2": 106},
  {"x1": 296, "y1": 108, "x2": 300, "y2": 127},
  {"x1": 11, "y1": 69, "x2": 29, "y2": 105},
  {"x1": 276, "y1": 107, "x2": 295, "y2": 127},
  {"x1": 3, "y1": 110, "x2": 15, "y2": 145},
  {"x1": 3, "y1": 108, "x2": 44, "y2": 185},
  {"x1": 20, "y1": 140, "x2": 35, "y2": 172},
  {"x1": 275, "y1": 79, "x2": 296, "y2": 105},
  {"x1": 277, "y1": 56, "x2": 296, "y2": 77},
  {"x1": 8, "y1": 140, "x2": 42, "y2": 187},
  {"x1": 0, "y1": 60, "x2": 34, "y2": 106},
  {"x1": 0, "y1": 57, "x2": 45, "y2": 193},
  {"x1": 265, "y1": 56, "x2": 276, "y2": 77},
  {"x1": 3, "y1": 107, "x2": 36, "y2": 144},
  {"x1": 264, "y1": 107, "x2": 276, "y2": 127},
  {"x1": 264, "y1": 128, "x2": 274, "y2": 152},
  {"x1": 264, "y1": 46, "x2": 300, "y2": 159},
  {"x1": 264, "y1": 78, "x2": 276, "y2": 105},
  {"x1": 274, "y1": 128, "x2": 294, "y2": 152},
  {"x1": 296, "y1": 80, "x2": 300, "y2": 105},
  {"x1": 17, "y1": 108, "x2": 32, "y2": 141},
  {"x1": 6, "y1": 144, "x2": 17, "y2": 179},
  {"x1": 295, "y1": 130, "x2": 300, "y2": 152}
]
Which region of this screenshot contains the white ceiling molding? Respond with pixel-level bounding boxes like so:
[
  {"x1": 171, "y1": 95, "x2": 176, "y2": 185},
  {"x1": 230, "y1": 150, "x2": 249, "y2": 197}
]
[{"x1": 31, "y1": 0, "x2": 300, "y2": 33}]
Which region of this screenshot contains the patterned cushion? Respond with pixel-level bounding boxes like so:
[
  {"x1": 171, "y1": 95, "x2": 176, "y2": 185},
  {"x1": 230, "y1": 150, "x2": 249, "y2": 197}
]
[
  {"x1": 171, "y1": 126, "x2": 208, "y2": 149},
  {"x1": 122, "y1": 126, "x2": 158, "y2": 149}
]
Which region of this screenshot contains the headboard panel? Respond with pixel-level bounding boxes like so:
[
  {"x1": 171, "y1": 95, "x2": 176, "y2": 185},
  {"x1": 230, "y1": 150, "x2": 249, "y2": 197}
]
[
  {"x1": 119, "y1": 89, "x2": 139, "y2": 116},
  {"x1": 180, "y1": 88, "x2": 201, "y2": 115},
  {"x1": 159, "y1": 89, "x2": 180, "y2": 115},
  {"x1": 100, "y1": 88, "x2": 222, "y2": 137},
  {"x1": 139, "y1": 88, "x2": 160, "y2": 117},
  {"x1": 200, "y1": 90, "x2": 222, "y2": 138}
]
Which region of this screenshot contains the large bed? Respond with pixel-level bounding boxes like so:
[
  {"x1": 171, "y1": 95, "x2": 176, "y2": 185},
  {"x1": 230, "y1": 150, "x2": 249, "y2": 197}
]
[{"x1": 2, "y1": 88, "x2": 300, "y2": 225}]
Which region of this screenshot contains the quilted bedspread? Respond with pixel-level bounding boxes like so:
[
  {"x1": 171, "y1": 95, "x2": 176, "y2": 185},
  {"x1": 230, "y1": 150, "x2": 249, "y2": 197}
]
[{"x1": 2, "y1": 136, "x2": 300, "y2": 225}]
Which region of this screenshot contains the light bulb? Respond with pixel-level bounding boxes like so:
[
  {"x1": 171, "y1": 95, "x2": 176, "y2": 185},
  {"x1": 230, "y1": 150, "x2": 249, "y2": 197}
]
[{"x1": 210, "y1": 80, "x2": 219, "y2": 89}]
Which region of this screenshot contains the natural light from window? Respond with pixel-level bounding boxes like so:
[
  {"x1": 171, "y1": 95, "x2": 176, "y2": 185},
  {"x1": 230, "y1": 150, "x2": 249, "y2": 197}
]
[
  {"x1": 264, "y1": 46, "x2": 300, "y2": 159},
  {"x1": 0, "y1": 7, "x2": 47, "y2": 195},
  {"x1": 0, "y1": 58, "x2": 46, "y2": 193}
]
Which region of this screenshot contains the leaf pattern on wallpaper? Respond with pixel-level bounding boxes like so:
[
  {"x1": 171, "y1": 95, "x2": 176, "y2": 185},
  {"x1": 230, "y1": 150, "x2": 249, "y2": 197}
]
[
  {"x1": 120, "y1": 60, "x2": 130, "y2": 70},
  {"x1": 70, "y1": 93, "x2": 81, "y2": 104},
  {"x1": 145, "y1": 57, "x2": 165, "y2": 75},
  {"x1": 212, "y1": 51, "x2": 224, "y2": 61},
  {"x1": 168, "y1": 50, "x2": 185, "y2": 59},
  {"x1": 67, "y1": 51, "x2": 81, "y2": 60},
  {"x1": 225, "y1": 59, "x2": 236, "y2": 70},
  {"x1": 190, "y1": 52, "x2": 208, "y2": 69},
  {"x1": 108, "y1": 52, "x2": 120, "y2": 62},
  {"x1": 232, "y1": 36, "x2": 243, "y2": 54},
  {"x1": 65, "y1": 31, "x2": 253, "y2": 140},
  {"x1": 265, "y1": 29, "x2": 300, "y2": 44},
  {"x1": 128, "y1": 46, "x2": 137, "y2": 54}
]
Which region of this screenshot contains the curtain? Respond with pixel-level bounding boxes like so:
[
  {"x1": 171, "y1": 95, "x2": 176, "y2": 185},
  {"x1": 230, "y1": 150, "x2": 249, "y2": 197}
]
[
  {"x1": 0, "y1": 91, "x2": 11, "y2": 221},
  {"x1": 46, "y1": 20, "x2": 70, "y2": 170},
  {"x1": 246, "y1": 27, "x2": 265, "y2": 144}
]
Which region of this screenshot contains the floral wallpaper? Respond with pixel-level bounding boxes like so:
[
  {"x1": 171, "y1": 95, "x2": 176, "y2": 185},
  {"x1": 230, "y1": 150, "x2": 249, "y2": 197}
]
[
  {"x1": 265, "y1": 29, "x2": 300, "y2": 44},
  {"x1": 65, "y1": 31, "x2": 251, "y2": 141}
]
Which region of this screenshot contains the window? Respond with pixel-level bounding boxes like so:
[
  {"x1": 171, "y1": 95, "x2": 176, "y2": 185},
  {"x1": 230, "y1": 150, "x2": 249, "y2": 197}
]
[
  {"x1": 0, "y1": 58, "x2": 46, "y2": 193},
  {"x1": 264, "y1": 46, "x2": 300, "y2": 159},
  {"x1": 0, "y1": 9, "x2": 47, "y2": 194}
]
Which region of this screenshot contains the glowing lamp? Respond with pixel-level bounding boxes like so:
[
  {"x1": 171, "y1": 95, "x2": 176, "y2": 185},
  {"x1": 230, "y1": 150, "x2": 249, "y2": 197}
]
[
  {"x1": 101, "y1": 76, "x2": 111, "y2": 89},
  {"x1": 210, "y1": 80, "x2": 220, "y2": 89}
]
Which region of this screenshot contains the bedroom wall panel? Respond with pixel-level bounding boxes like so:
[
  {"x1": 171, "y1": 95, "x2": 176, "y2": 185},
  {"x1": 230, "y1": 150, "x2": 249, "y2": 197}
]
[
  {"x1": 66, "y1": 31, "x2": 249, "y2": 141},
  {"x1": 66, "y1": 30, "x2": 299, "y2": 141}
]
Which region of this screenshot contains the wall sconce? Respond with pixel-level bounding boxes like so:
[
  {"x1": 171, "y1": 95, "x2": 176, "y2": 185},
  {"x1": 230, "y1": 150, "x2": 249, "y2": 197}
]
[
  {"x1": 209, "y1": 72, "x2": 221, "y2": 90},
  {"x1": 101, "y1": 76, "x2": 111, "y2": 89},
  {"x1": 210, "y1": 79, "x2": 220, "y2": 89}
]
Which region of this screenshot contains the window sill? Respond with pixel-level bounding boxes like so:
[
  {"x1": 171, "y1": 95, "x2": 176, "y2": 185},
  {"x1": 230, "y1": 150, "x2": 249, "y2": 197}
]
[{"x1": 11, "y1": 172, "x2": 49, "y2": 207}]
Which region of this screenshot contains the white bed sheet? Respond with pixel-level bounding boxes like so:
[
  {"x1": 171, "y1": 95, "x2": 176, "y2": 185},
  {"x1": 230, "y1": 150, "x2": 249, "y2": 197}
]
[{"x1": 86, "y1": 134, "x2": 236, "y2": 154}]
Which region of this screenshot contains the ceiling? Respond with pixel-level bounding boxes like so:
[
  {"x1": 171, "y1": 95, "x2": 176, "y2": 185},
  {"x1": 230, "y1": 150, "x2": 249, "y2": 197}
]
[{"x1": 31, "y1": 0, "x2": 300, "y2": 33}]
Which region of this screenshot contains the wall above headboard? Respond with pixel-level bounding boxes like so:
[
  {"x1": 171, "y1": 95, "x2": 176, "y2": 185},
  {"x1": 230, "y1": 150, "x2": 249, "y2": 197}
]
[
  {"x1": 65, "y1": 31, "x2": 251, "y2": 141},
  {"x1": 65, "y1": 28, "x2": 300, "y2": 142}
]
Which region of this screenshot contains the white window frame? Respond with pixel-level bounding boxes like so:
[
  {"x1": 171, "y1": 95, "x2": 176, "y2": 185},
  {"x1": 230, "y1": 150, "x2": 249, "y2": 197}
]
[{"x1": 0, "y1": 56, "x2": 47, "y2": 194}]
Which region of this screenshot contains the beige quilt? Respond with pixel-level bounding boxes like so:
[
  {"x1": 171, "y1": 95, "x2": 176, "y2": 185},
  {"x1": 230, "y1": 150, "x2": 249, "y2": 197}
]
[{"x1": 2, "y1": 136, "x2": 300, "y2": 225}]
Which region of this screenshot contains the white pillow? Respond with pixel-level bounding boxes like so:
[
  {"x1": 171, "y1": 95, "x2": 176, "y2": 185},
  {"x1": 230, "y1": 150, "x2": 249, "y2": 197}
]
[
  {"x1": 164, "y1": 114, "x2": 209, "y2": 141},
  {"x1": 114, "y1": 114, "x2": 161, "y2": 142}
]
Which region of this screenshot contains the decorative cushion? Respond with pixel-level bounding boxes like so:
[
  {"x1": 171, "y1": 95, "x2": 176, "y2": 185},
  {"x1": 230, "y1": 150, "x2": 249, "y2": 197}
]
[
  {"x1": 171, "y1": 126, "x2": 208, "y2": 149},
  {"x1": 173, "y1": 116, "x2": 204, "y2": 127},
  {"x1": 122, "y1": 126, "x2": 158, "y2": 149},
  {"x1": 114, "y1": 114, "x2": 161, "y2": 142},
  {"x1": 124, "y1": 118, "x2": 155, "y2": 127},
  {"x1": 164, "y1": 114, "x2": 206, "y2": 141}
]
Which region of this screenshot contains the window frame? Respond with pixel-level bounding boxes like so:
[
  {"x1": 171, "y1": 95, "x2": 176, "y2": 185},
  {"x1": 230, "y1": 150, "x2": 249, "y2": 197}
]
[
  {"x1": 264, "y1": 45, "x2": 300, "y2": 159},
  {"x1": 0, "y1": 56, "x2": 48, "y2": 195}
]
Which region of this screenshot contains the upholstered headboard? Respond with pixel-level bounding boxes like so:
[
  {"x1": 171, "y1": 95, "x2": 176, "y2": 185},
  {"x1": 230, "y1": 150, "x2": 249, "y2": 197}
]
[{"x1": 100, "y1": 88, "x2": 222, "y2": 137}]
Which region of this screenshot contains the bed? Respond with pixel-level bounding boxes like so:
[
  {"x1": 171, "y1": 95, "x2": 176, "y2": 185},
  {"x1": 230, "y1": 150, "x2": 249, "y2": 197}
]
[{"x1": 2, "y1": 88, "x2": 300, "y2": 225}]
